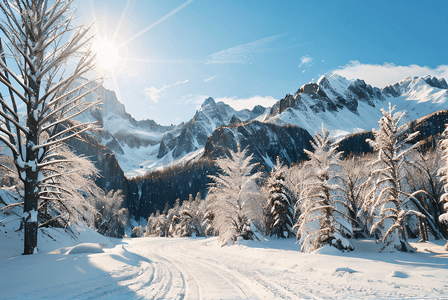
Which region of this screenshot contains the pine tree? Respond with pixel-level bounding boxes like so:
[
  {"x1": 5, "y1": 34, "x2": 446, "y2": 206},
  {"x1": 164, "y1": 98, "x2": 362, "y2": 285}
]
[
  {"x1": 206, "y1": 146, "x2": 263, "y2": 246},
  {"x1": 266, "y1": 157, "x2": 294, "y2": 238},
  {"x1": 294, "y1": 125, "x2": 354, "y2": 252},
  {"x1": 0, "y1": 1, "x2": 100, "y2": 254},
  {"x1": 360, "y1": 103, "x2": 439, "y2": 252}
]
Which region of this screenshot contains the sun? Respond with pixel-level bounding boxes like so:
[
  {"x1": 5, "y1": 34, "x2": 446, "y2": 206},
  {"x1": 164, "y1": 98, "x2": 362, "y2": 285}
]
[{"x1": 92, "y1": 38, "x2": 121, "y2": 73}]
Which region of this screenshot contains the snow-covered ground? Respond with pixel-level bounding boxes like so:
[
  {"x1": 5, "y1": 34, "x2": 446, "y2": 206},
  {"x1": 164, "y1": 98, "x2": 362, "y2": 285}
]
[{"x1": 1, "y1": 224, "x2": 448, "y2": 299}]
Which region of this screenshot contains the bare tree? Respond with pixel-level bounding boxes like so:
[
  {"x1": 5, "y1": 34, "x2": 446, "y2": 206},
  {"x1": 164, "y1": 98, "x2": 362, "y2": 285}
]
[
  {"x1": 0, "y1": 0, "x2": 100, "y2": 254},
  {"x1": 339, "y1": 154, "x2": 372, "y2": 237},
  {"x1": 404, "y1": 147, "x2": 444, "y2": 240}
]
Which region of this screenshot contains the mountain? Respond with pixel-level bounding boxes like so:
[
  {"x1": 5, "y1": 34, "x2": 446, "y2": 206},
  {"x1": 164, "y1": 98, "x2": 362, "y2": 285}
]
[
  {"x1": 79, "y1": 86, "x2": 268, "y2": 177},
  {"x1": 78, "y1": 74, "x2": 448, "y2": 179},
  {"x1": 202, "y1": 121, "x2": 312, "y2": 168},
  {"x1": 158, "y1": 97, "x2": 266, "y2": 159},
  {"x1": 264, "y1": 74, "x2": 448, "y2": 139}
]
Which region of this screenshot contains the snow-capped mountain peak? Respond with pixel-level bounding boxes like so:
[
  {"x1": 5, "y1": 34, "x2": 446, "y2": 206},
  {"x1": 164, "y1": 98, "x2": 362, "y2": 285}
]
[
  {"x1": 75, "y1": 74, "x2": 448, "y2": 177},
  {"x1": 267, "y1": 74, "x2": 448, "y2": 140}
]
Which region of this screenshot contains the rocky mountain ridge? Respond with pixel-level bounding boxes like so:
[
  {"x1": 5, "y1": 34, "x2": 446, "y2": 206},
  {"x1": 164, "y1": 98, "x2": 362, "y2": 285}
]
[{"x1": 77, "y1": 73, "x2": 448, "y2": 179}]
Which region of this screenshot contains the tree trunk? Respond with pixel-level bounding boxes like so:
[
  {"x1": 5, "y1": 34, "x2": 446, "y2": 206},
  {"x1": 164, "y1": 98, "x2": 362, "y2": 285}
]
[
  {"x1": 23, "y1": 79, "x2": 40, "y2": 255},
  {"x1": 23, "y1": 147, "x2": 39, "y2": 254}
]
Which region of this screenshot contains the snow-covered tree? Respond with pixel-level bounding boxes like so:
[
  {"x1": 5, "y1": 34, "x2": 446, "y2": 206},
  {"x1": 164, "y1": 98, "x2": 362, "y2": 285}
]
[
  {"x1": 206, "y1": 146, "x2": 263, "y2": 246},
  {"x1": 265, "y1": 157, "x2": 294, "y2": 238},
  {"x1": 93, "y1": 189, "x2": 128, "y2": 238},
  {"x1": 151, "y1": 210, "x2": 168, "y2": 237},
  {"x1": 294, "y1": 125, "x2": 354, "y2": 252},
  {"x1": 360, "y1": 104, "x2": 439, "y2": 252},
  {"x1": 168, "y1": 194, "x2": 206, "y2": 237},
  {"x1": 131, "y1": 225, "x2": 144, "y2": 238},
  {"x1": 339, "y1": 154, "x2": 372, "y2": 237},
  {"x1": 0, "y1": 1, "x2": 101, "y2": 254},
  {"x1": 403, "y1": 147, "x2": 445, "y2": 241},
  {"x1": 438, "y1": 124, "x2": 448, "y2": 248},
  {"x1": 202, "y1": 210, "x2": 215, "y2": 237},
  {"x1": 145, "y1": 212, "x2": 155, "y2": 237},
  {"x1": 166, "y1": 198, "x2": 181, "y2": 236}
]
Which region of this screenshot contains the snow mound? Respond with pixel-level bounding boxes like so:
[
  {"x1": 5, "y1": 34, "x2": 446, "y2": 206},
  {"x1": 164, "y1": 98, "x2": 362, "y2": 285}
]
[
  {"x1": 67, "y1": 243, "x2": 105, "y2": 255},
  {"x1": 313, "y1": 244, "x2": 342, "y2": 255},
  {"x1": 388, "y1": 271, "x2": 409, "y2": 278},
  {"x1": 334, "y1": 267, "x2": 358, "y2": 274}
]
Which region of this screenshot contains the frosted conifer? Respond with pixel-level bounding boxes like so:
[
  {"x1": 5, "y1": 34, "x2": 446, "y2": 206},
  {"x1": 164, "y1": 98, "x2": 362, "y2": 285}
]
[
  {"x1": 206, "y1": 145, "x2": 263, "y2": 246},
  {"x1": 360, "y1": 103, "x2": 439, "y2": 252},
  {"x1": 294, "y1": 125, "x2": 354, "y2": 252},
  {"x1": 266, "y1": 156, "x2": 294, "y2": 238}
]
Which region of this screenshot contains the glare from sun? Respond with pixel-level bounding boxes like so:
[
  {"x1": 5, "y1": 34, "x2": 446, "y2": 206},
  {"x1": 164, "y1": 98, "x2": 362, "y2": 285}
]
[{"x1": 92, "y1": 39, "x2": 120, "y2": 73}]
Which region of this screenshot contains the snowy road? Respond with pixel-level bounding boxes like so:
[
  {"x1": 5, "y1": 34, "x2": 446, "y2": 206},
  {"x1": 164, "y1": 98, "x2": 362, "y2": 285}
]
[
  {"x1": 118, "y1": 237, "x2": 448, "y2": 299},
  {"x1": 2, "y1": 236, "x2": 448, "y2": 299}
]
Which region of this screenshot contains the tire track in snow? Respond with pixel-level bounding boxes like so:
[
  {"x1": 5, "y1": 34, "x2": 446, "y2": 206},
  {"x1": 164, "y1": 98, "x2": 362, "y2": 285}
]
[
  {"x1": 125, "y1": 239, "x2": 189, "y2": 299},
  {"x1": 127, "y1": 238, "x2": 259, "y2": 299},
  {"x1": 155, "y1": 239, "x2": 260, "y2": 299},
  {"x1": 178, "y1": 239, "x2": 319, "y2": 299}
]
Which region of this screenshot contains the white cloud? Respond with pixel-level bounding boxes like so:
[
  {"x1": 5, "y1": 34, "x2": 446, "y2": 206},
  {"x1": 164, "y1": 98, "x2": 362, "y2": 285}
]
[
  {"x1": 299, "y1": 55, "x2": 314, "y2": 68},
  {"x1": 207, "y1": 33, "x2": 287, "y2": 64},
  {"x1": 215, "y1": 95, "x2": 278, "y2": 111},
  {"x1": 174, "y1": 79, "x2": 189, "y2": 85},
  {"x1": 142, "y1": 85, "x2": 169, "y2": 103},
  {"x1": 333, "y1": 61, "x2": 448, "y2": 88},
  {"x1": 202, "y1": 75, "x2": 220, "y2": 84},
  {"x1": 178, "y1": 94, "x2": 210, "y2": 106}
]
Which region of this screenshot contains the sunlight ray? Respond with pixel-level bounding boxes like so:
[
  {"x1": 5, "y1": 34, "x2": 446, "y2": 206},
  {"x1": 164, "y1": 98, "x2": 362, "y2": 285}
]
[
  {"x1": 126, "y1": 58, "x2": 202, "y2": 64},
  {"x1": 110, "y1": 69, "x2": 123, "y2": 105},
  {"x1": 112, "y1": 0, "x2": 134, "y2": 43},
  {"x1": 87, "y1": 0, "x2": 100, "y2": 33},
  {"x1": 119, "y1": 0, "x2": 194, "y2": 49}
]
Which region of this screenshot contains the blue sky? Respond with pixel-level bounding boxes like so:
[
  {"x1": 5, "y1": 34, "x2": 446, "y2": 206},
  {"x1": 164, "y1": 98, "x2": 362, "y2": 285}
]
[{"x1": 77, "y1": 0, "x2": 448, "y2": 126}]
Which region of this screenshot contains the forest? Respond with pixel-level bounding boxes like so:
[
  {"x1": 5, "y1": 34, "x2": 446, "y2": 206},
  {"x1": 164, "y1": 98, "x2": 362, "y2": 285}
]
[{"x1": 140, "y1": 105, "x2": 448, "y2": 252}]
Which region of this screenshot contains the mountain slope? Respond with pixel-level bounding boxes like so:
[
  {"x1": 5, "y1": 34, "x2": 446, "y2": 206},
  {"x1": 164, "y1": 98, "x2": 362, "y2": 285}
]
[
  {"x1": 158, "y1": 98, "x2": 266, "y2": 159},
  {"x1": 265, "y1": 74, "x2": 448, "y2": 139}
]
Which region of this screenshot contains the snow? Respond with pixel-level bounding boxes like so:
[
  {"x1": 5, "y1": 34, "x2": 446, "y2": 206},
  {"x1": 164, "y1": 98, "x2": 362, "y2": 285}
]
[
  {"x1": 270, "y1": 73, "x2": 448, "y2": 140},
  {"x1": 439, "y1": 213, "x2": 448, "y2": 224},
  {"x1": 2, "y1": 203, "x2": 448, "y2": 300},
  {"x1": 67, "y1": 243, "x2": 105, "y2": 254}
]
